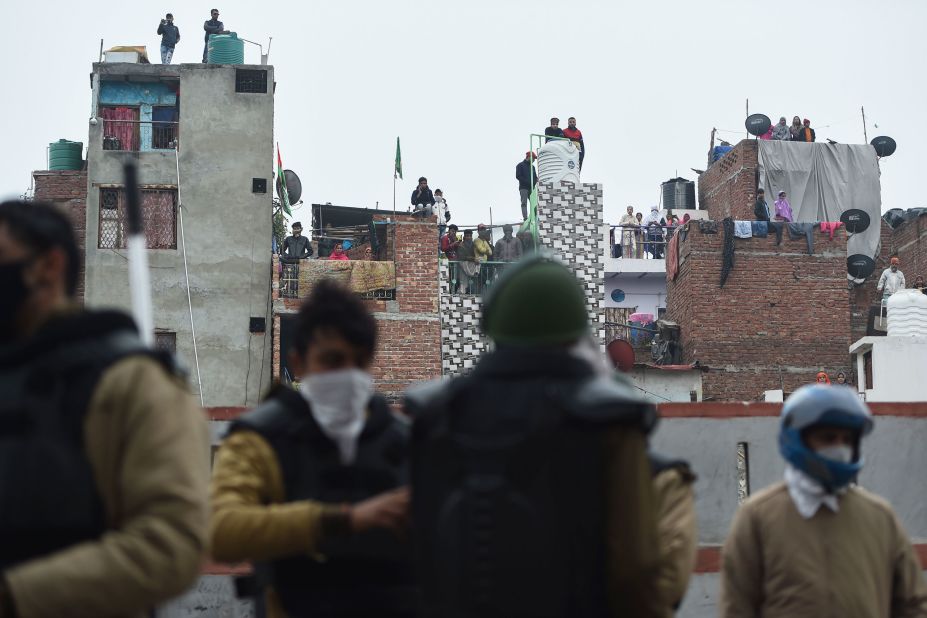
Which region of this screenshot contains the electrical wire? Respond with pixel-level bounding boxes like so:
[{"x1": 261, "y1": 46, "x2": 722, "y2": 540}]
[{"x1": 174, "y1": 147, "x2": 205, "y2": 406}]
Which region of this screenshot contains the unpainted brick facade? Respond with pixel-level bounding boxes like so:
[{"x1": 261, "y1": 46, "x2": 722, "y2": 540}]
[
  {"x1": 271, "y1": 214, "x2": 441, "y2": 403},
  {"x1": 698, "y1": 140, "x2": 758, "y2": 222},
  {"x1": 32, "y1": 170, "x2": 88, "y2": 303},
  {"x1": 666, "y1": 224, "x2": 853, "y2": 401},
  {"x1": 891, "y1": 211, "x2": 927, "y2": 283}
]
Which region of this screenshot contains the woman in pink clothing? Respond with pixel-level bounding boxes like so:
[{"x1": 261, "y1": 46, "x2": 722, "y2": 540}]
[
  {"x1": 328, "y1": 243, "x2": 350, "y2": 260},
  {"x1": 774, "y1": 191, "x2": 793, "y2": 222}
]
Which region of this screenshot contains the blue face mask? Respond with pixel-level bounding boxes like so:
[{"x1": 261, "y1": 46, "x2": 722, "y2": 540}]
[{"x1": 0, "y1": 260, "x2": 29, "y2": 343}]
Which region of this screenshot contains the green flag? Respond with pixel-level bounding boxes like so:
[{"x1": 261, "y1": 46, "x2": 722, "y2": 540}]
[{"x1": 394, "y1": 137, "x2": 402, "y2": 180}]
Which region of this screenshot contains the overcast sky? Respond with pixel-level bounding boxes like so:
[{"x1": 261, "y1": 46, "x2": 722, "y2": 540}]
[{"x1": 2, "y1": 0, "x2": 925, "y2": 227}]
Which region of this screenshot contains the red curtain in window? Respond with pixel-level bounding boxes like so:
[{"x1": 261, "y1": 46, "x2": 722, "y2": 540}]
[
  {"x1": 100, "y1": 106, "x2": 139, "y2": 151},
  {"x1": 141, "y1": 191, "x2": 177, "y2": 249}
]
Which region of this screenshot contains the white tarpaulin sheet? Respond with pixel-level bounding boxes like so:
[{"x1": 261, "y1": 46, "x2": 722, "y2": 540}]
[{"x1": 758, "y1": 141, "x2": 882, "y2": 269}]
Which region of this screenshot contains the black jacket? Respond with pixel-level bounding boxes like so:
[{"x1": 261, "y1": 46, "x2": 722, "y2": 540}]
[
  {"x1": 407, "y1": 348, "x2": 656, "y2": 618},
  {"x1": 515, "y1": 159, "x2": 538, "y2": 190},
  {"x1": 203, "y1": 18, "x2": 224, "y2": 42},
  {"x1": 544, "y1": 126, "x2": 565, "y2": 143},
  {"x1": 282, "y1": 234, "x2": 312, "y2": 260},
  {"x1": 754, "y1": 198, "x2": 770, "y2": 221},
  {"x1": 410, "y1": 187, "x2": 435, "y2": 207},
  {"x1": 795, "y1": 126, "x2": 816, "y2": 143},
  {"x1": 157, "y1": 21, "x2": 181, "y2": 47}
]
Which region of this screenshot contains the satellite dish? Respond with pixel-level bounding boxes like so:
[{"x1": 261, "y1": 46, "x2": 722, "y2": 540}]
[
  {"x1": 606, "y1": 339, "x2": 635, "y2": 373},
  {"x1": 840, "y1": 209, "x2": 871, "y2": 234},
  {"x1": 870, "y1": 136, "x2": 896, "y2": 158},
  {"x1": 745, "y1": 114, "x2": 772, "y2": 137},
  {"x1": 846, "y1": 254, "x2": 876, "y2": 279},
  {"x1": 276, "y1": 169, "x2": 303, "y2": 204}
]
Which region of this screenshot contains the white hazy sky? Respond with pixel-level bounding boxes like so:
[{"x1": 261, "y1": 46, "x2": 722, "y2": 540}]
[{"x1": 2, "y1": 0, "x2": 925, "y2": 227}]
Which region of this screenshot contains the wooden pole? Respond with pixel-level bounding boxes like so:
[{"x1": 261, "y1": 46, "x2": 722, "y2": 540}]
[{"x1": 861, "y1": 106, "x2": 869, "y2": 143}]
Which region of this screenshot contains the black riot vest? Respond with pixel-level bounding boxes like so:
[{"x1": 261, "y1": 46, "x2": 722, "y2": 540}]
[
  {"x1": 230, "y1": 387, "x2": 418, "y2": 617},
  {"x1": 406, "y1": 348, "x2": 657, "y2": 618},
  {"x1": 0, "y1": 310, "x2": 175, "y2": 570}
]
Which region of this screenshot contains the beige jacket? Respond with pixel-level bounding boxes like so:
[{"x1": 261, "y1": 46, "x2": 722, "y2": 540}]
[
  {"x1": 720, "y1": 481, "x2": 927, "y2": 618},
  {"x1": 653, "y1": 467, "x2": 698, "y2": 615},
  {"x1": 4, "y1": 356, "x2": 211, "y2": 618}
]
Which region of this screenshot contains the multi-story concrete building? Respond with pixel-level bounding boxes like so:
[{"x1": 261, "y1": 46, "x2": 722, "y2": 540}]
[{"x1": 82, "y1": 61, "x2": 274, "y2": 407}]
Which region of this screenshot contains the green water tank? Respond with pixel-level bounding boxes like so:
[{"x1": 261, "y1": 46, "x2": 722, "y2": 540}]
[
  {"x1": 207, "y1": 33, "x2": 245, "y2": 64},
  {"x1": 48, "y1": 139, "x2": 83, "y2": 171}
]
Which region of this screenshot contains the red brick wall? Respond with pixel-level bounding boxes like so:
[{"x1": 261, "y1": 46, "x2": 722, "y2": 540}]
[
  {"x1": 272, "y1": 215, "x2": 442, "y2": 402},
  {"x1": 891, "y1": 212, "x2": 927, "y2": 283},
  {"x1": 667, "y1": 223, "x2": 852, "y2": 401},
  {"x1": 698, "y1": 140, "x2": 758, "y2": 221},
  {"x1": 33, "y1": 170, "x2": 88, "y2": 303}
]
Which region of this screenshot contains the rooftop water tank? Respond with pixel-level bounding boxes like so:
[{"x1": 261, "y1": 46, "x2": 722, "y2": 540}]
[
  {"x1": 48, "y1": 139, "x2": 83, "y2": 171},
  {"x1": 537, "y1": 140, "x2": 580, "y2": 185},
  {"x1": 887, "y1": 289, "x2": 927, "y2": 337},
  {"x1": 207, "y1": 33, "x2": 245, "y2": 64},
  {"x1": 661, "y1": 177, "x2": 696, "y2": 211}
]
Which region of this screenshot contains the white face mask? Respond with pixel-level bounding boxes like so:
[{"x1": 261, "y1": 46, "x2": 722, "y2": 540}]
[
  {"x1": 815, "y1": 444, "x2": 854, "y2": 464},
  {"x1": 299, "y1": 368, "x2": 374, "y2": 465}
]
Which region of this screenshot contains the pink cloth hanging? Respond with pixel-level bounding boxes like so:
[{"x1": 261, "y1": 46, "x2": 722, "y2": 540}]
[{"x1": 819, "y1": 221, "x2": 844, "y2": 240}]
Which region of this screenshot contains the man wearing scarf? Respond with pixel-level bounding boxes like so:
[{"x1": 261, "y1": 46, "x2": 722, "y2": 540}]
[
  {"x1": 210, "y1": 281, "x2": 417, "y2": 618},
  {"x1": 721, "y1": 386, "x2": 927, "y2": 617},
  {"x1": 771, "y1": 117, "x2": 791, "y2": 141}
]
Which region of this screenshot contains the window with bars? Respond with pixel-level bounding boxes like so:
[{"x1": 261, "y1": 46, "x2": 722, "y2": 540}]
[
  {"x1": 98, "y1": 188, "x2": 177, "y2": 249},
  {"x1": 154, "y1": 331, "x2": 177, "y2": 353},
  {"x1": 235, "y1": 69, "x2": 268, "y2": 93}
]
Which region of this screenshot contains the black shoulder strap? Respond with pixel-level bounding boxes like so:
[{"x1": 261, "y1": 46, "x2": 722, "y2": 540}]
[{"x1": 648, "y1": 451, "x2": 696, "y2": 482}]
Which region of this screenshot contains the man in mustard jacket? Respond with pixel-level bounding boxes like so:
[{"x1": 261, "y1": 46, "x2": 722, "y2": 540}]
[
  {"x1": 0, "y1": 201, "x2": 210, "y2": 618},
  {"x1": 210, "y1": 279, "x2": 416, "y2": 618},
  {"x1": 720, "y1": 385, "x2": 927, "y2": 617},
  {"x1": 649, "y1": 454, "x2": 697, "y2": 615}
]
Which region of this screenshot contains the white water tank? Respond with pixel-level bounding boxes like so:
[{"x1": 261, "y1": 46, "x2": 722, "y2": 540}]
[
  {"x1": 537, "y1": 140, "x2": 581, "y2": 185},
  {"x1": 887, "y1": 289, "x2": 927, "y2": 336}
]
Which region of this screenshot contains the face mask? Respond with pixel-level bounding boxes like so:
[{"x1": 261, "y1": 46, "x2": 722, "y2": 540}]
[
  {"x1": 815, "y1": 444, "x2": 853, "y2": 464},
  {"x1": 299, "y1": 368, "x2": 374, "y2": 464},
  {"x1": 0, "y1": 260, "x2": 29, "y2": 343}
]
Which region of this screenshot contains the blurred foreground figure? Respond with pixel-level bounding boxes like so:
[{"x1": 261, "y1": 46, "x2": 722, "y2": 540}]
[
  {"x1": 0, "y1": 201, "x2": 209, "y2": 617},
  {"x1": 720, "y1": 385, "x2": 927, "y2": 617},
  {"x1": 210, "y1": 280, "x2": 417, "y2": 618},
  {"x1": 407, "y1": 255, "x2": 664, "y2": 617}
]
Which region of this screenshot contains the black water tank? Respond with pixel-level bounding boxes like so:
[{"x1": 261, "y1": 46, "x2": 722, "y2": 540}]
[
  {"x1": 882, "y1": 208, "x2": 905, "y2": 228},
  {"x1": 661, "y1": 177, "x2": 696, "y2": 211}
]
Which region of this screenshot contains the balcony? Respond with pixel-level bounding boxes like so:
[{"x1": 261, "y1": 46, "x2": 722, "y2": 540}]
[
  {"x1": 443, "y1": 260, "x2": 510, "y2": 295},
  {"x1": 605, "y1": 224, "x2": 673, "y2": 276},
  {"x1": 278, "y1": 258, "x2": 396, "y2": 301},
  {"x1": 100, "y1": 118, "x2": 178, "y2": 152}
]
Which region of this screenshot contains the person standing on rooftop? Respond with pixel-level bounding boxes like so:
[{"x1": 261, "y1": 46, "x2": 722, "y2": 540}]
[
  {"x1": 544, "y1": 117, "x2": 564, "y2": 143},
  {"x1": 203, "y1": 8, "x2": 227, "y2": 63},
  {"x1": 789, "y1": 116, "x2": 803, "y2": 141},
  {"x1": 157, "y1": 13, "x2": 180, "y2": 64},
  {"x1": 754, "y1": 188, "x2": 770, "y2": 221},
  {"x1": 774, "y1": 191, "x2": 793, "y2": 222},
  {"x1": 562, "y1": 117, "x2": 586, "y2": 169},
  {"x1": 771, "y1": 117, "x2": 790, "y2": 141},
  {"x1": 515, "y1": 152, "x2": 538, "y2": 221},
  {"x1": 795, "y1": 118, "x2": 816, "y2": 143}
]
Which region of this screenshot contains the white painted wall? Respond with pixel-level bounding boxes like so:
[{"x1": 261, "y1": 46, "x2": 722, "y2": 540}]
[
  {"x1": 630, "y1": 366, "x2": 702, "y2": 402},
  {"x1": 604, "y1": 275, "x2": 666, "y2": 317},
  {"x1": 850, "y1": 336, "x2": 927, "y2": 402}
]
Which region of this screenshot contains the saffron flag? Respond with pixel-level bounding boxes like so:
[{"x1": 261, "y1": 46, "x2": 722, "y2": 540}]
[
  {"x1": 394, "y1": 137, "x2": 402, "y2": 180},
  {"x1": 276, "y1": 143, "x2": 291, "y2": 216}
]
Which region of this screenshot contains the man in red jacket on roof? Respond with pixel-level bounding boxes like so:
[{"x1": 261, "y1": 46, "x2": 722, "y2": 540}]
[{"x1": 562, "y1": 116, "x2": 586, "y2": 170}]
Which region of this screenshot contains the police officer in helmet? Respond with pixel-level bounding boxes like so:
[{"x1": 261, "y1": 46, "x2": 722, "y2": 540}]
[
  {"x1": 407, "y1": 254, "x2": 664, "y2": 617},
  {"x1": 210, "y1": 279, "x2": 418, "y2": 618},
  {"x1": 0, "y1": 201, "x2": 210, "y2": 616},
  {"x1": 721, "y1": 385, "x2": 927, "y2": 616}
]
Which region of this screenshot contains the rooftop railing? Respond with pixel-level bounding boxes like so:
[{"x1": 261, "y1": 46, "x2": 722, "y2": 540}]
[{"x1": 609, "y1": 224, "x2": 681, "y2": 260}]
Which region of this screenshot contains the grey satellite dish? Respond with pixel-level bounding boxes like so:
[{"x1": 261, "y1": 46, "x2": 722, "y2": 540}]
[
  {"x1": 840, "y1": 209, "x2": 870, "y2": 234},
  {"x1": 870, "y1": 136, "x2": 896, "y2": 158},
  {"x1": 276, "y1": 169, "x2": 302, "y2": 204},
  {"x1": 847, "y1": 255, "x2": 876, "y2": 279},
  {"x1": 745, "y1": 114, "x2": 771, "y2": 137}
]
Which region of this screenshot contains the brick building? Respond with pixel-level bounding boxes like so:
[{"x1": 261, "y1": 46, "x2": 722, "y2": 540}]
[
  {"x1": 32, "y1": 169, "x2": 88, "y2": 302},
  {"x1": 666, "y1": 224, "x2": 853, "y2": 401},
  {"x1": 272, "y1": 214, "x2": 441, "y2": 403},
  {"x1": 698, "y1": 140, "x2": 758, "y2": 222},
  {"x1": 891, "y1": 210, "x2": 927, "y2": 282}
]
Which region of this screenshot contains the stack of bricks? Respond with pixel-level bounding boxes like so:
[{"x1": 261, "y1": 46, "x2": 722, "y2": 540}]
[
  {"x1": 698, "y1": 140, "x2": 758, "y2": 221},
  {"x1": 666, "y1": 223, "x2": 852, "y2": 401},
  {"x1": 32, "y1": 170, "x2": 88, "y2": 303},
  {"x1": 536, "y1": 181, "x2": 606, "y2": 344},
  {"x1": 271, "y1": 215, "x2": 441, "y2": 403}
]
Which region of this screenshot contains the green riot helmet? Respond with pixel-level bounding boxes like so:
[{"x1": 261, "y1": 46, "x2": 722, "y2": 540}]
[{"x1": 481, "y1": 254, "x2": 589, "y2": 346}]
